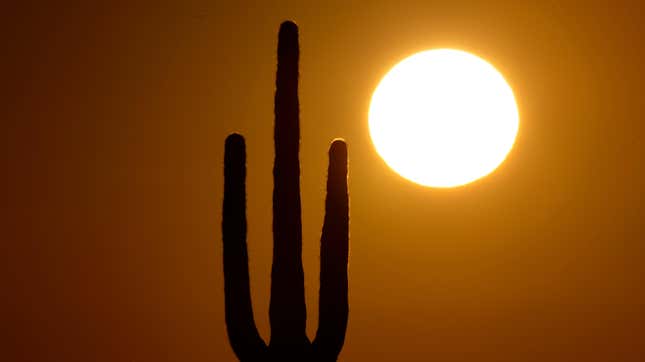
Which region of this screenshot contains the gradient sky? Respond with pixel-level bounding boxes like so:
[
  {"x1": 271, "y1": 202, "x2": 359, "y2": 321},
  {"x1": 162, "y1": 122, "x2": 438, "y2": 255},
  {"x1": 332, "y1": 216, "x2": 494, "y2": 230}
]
[{"x1": 5, "y1": 1, "x2": 645, "y2": 361}]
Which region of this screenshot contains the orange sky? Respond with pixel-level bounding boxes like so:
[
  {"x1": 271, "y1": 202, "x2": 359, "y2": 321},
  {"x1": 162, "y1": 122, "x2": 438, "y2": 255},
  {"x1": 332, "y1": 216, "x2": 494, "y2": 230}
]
[{"x1": 5, "y1": 1, "x2": 645, "y2": 361}]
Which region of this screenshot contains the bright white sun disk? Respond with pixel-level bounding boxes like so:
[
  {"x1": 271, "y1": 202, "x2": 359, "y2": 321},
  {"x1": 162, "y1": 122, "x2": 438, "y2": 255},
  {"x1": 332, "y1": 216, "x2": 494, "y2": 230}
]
[{"x1": 369, "y1": 49, "x2": 519, "y2": 187}]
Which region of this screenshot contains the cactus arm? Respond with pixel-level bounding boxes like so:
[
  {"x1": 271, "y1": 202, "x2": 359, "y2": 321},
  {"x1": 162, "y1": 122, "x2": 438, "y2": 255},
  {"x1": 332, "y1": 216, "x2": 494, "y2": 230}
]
[
  {"x1": 223, "y1": 134, "x2": 267, "y2": 360},
  {"x1": 312, "y1": 140, "x2": 350, "y2": 361},
  {"x1": 269, "y1": 20, "x2": 309, "y2": 348}
]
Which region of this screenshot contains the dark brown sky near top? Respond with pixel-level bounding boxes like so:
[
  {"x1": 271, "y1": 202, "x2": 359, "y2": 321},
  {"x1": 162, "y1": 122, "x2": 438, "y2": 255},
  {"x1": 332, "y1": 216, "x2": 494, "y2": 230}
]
[{"x1": 3, "y1": 1, "x2": 644, "y2": 361}]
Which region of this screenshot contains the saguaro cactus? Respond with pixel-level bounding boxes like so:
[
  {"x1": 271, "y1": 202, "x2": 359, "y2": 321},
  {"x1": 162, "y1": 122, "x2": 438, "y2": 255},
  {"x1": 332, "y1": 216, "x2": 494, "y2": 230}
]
[{"x1": 223, "y1": 21, "x2": 349, "y2": 361}]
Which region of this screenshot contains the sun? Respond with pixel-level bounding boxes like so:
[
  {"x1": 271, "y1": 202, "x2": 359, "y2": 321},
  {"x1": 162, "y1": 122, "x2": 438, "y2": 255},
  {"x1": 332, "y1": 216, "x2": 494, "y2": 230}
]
[{"x1": 369, "y1": 49, "x2": 519, "y2": 188}]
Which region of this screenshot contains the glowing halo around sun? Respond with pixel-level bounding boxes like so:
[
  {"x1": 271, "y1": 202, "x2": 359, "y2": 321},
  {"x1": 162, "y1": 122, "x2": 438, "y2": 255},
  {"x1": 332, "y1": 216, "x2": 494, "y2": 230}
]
[{"x1": 369, "y1": 49, "x2": 519, "y2": 188}]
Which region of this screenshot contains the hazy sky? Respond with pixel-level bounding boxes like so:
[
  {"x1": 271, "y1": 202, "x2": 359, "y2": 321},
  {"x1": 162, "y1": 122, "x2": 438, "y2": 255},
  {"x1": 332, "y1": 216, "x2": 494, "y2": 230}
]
[{"x1": 5, "y1": 1, "x2": 645, "y2": 361}]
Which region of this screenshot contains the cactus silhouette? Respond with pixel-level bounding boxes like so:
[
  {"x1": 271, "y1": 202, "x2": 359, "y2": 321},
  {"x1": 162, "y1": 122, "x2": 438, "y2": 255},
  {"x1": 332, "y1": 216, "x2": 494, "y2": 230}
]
[{"x1": 223, "y1": 21, "x2": 349, "y2": 361}]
